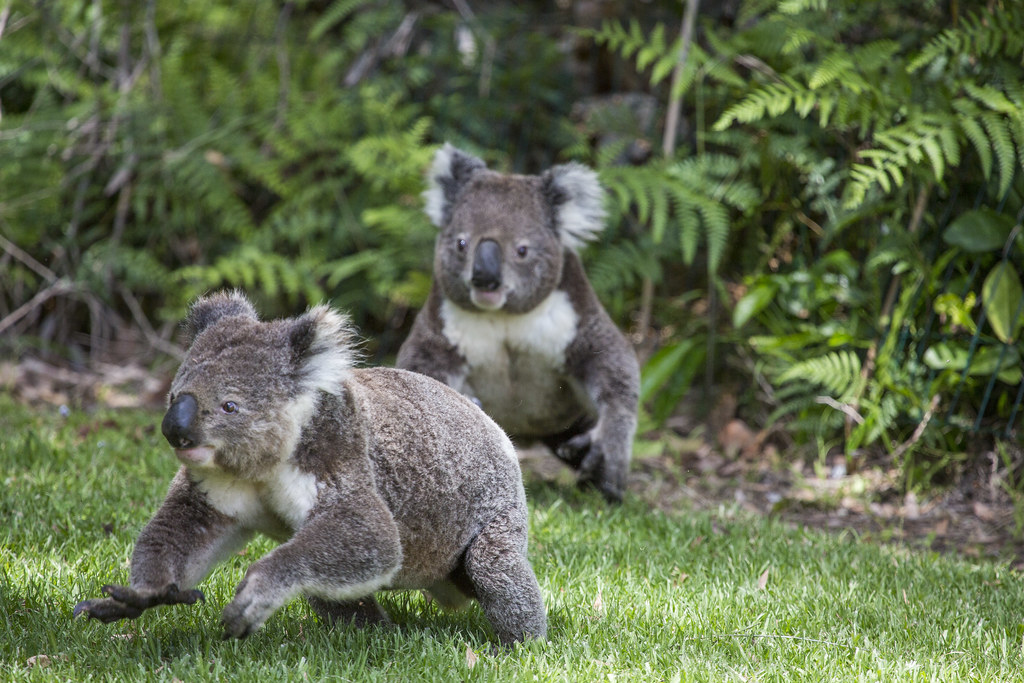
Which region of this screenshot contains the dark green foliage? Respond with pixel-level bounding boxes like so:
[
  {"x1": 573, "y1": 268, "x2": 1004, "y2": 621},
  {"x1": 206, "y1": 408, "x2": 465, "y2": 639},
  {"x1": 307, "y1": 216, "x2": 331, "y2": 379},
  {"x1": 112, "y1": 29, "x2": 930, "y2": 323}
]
[
  {"x1": 0, "y1": 0, "x2": 578, "y2": 362},
  {"x1": 3, "y1": 0, "x2": 1024, "y2": 491},
  {"x1": 584, "y1": 1, "x2": 1024, "y2": 485}
]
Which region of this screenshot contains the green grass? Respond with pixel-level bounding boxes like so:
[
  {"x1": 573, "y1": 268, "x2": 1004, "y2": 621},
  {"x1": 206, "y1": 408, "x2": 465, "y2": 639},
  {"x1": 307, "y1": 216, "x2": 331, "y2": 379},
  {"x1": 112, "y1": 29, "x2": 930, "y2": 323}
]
[{"x1": 3, "y1": 393, "x2": 1024, "y2": 681}]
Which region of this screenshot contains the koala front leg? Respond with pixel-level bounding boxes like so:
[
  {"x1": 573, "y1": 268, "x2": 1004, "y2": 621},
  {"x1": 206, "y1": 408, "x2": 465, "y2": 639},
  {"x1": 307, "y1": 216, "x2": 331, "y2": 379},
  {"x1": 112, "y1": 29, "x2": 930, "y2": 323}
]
[
  {"x1": 561, "y1": 335, "x2": 640, "y2": 502},
  {"x1": 75, "y1": 469, "x2": 252, "y2": 623},
  {"x1": 221, "y1": 498, "x2": 402, "y2": 639}
]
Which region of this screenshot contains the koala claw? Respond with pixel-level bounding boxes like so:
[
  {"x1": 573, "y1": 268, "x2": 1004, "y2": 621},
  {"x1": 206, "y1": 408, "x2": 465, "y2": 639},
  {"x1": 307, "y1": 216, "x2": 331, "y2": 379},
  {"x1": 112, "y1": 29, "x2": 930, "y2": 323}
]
[
  {"x1": 221, "y1": 576, "x2": 278, "y2": 639},
  {"x1": 221, "y1": 599, "x2": 268, "y2": 640},
  {"x1": 554, "y1": 432, "x2": 592, "y2": 469},
  {"x1": 73, "y1": 584, "x2": 204, "y2": 623}
]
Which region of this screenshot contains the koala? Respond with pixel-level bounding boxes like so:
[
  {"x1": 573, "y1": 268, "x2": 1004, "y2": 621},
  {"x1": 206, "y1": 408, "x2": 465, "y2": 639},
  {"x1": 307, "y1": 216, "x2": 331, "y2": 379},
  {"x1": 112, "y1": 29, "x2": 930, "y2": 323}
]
[
  {"x1": 74, "y1": 291, "x2": 546, "y2": 645},
  {"x1": 396, "y1": 144, "x2": 640, "y2": 502}
]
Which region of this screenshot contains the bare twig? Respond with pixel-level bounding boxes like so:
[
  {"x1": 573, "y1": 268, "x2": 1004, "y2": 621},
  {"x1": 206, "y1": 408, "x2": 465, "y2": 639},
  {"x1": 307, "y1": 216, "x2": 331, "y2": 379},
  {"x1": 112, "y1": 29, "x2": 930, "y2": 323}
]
[
  {"x1": 0, "y1": 233, "x2": 58, "y2": 283},
  {"x1": 0, "y1": 279, "x2": 76, "y2": 336},
  {"x1": 449, "y1": 0, "x2": 495, "y2": 98},
  {"x1": 661, "y1": 0, "x2": 701, "y2": 159},
  {"x1": 638, "y1": 0, "x2": 701, "y2": 346},
  {"x1": 890, "y1": 394, "x2": 941, "y2": 460},
  {"x1": 0, "y1": 1, "x2": 12, "y2": 41},
  {"x1": 815, "y1": 396, "x2": 865, "y2": 425},
  {"x1": 119, "y1": 286, "x2": 184, "y2": 360}
]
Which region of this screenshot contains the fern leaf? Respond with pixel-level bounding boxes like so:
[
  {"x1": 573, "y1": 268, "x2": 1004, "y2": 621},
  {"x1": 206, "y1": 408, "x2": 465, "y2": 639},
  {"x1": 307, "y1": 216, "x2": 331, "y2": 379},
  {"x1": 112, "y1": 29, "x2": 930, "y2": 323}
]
[
  {"x1": 777, "y1": 350, "x2": 863, "y2": 400},
  {"x1": 982, "y1": 112, "x2": 1015, "y2": 198}
]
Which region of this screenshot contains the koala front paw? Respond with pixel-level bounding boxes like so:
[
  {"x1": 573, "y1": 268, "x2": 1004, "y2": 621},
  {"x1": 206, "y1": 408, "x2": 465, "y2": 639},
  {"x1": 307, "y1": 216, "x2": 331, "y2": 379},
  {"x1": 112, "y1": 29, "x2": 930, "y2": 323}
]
[
  {"x1": 555, "y1": 431, "x2": 624, "y2": 503},
  {"x1": 73, "y1": 584, "x2": 204, "y2": 623},
  {"x1": 221, "y1": 574, "x2": 283, "y2": 639}
]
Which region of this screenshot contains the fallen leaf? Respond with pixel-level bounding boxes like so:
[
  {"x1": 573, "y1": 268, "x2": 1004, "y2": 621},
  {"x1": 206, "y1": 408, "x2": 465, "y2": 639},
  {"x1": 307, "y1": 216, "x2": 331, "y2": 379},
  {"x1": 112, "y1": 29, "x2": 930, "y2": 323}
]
[
  {"x1": 465, "y1": 645, "x2": 478, "y2": 669},
  {"x1": 973, "y1": 502, "x2": 998, "y2": 522},
  {"x1": 593, "y1": 587, "x2": 604, "y2": 614},
  {"x1": 26, "y1": 655, "x2": 50, "y2": 669},
  {"x1": 757, "y1": 567, "x2": 769, "y2": 591}
]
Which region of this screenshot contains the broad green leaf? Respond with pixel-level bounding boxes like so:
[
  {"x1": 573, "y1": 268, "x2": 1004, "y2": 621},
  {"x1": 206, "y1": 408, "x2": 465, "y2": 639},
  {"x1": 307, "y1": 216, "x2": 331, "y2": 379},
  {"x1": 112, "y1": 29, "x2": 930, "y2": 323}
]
[
  {"x1": 640, "y1": 339, "x2": 699, "y2": 404},
  {"x1": 982, "y1": 261, "x2": 1024, "y2": 343},
  {"x1": 923, "y1": 342, "x2": 1022, "y2": 384},
  {"x1": 943, "y1": 209, "x2": 1015, "y2": 253},
  {"x1": 732, "y1": 282, "x2": 778, "y2": 329}
]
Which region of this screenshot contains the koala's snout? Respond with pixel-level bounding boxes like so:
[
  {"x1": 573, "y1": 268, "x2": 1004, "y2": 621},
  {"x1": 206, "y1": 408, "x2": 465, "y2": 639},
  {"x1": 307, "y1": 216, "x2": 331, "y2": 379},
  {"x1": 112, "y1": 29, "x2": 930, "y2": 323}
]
[
  {"x1": 162, "y1": 394, "x2": 199, "y2": 450},
  {"x1": 470, "y1": 239, "x2": 503, "y2": 292}
]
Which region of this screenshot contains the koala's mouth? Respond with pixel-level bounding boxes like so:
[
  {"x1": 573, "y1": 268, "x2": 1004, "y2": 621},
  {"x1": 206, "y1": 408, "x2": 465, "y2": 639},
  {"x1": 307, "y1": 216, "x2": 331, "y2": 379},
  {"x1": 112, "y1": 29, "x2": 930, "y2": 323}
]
[
  {"x1": 469, "y1": 287, "x2": 508, "y2": 311},
  {"x1": 174, "y1": 445, "x2": 216, "y2": 467}
]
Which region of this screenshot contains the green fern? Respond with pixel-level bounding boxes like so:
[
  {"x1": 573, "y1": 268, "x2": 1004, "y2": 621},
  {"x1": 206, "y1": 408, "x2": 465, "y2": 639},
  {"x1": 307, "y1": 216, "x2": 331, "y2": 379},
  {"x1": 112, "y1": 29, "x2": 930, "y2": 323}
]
[
  {"x1": 776, "y1": 350, "x2": 864, "y2": 401},
  {"x1": 599, "y1": 156, "x2": 756, "y2": 275},
  {"x1": 908, "y1": 6, "x2": 1024, "y2": 74}
]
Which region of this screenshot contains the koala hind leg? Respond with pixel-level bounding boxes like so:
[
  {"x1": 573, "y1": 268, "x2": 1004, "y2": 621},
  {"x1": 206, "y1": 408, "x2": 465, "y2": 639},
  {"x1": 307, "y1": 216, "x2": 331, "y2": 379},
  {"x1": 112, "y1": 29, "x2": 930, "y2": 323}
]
[
  {"x1": 463, "y1": 512, "x2": 547, "y2": 645},
  {"x1": 307, "y1": 595, "x2": 391, "y2": 629}
]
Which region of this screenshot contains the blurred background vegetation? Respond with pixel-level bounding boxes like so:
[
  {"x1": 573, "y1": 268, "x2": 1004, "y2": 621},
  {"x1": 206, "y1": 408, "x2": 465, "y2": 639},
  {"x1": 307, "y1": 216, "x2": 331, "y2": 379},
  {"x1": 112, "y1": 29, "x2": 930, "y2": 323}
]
[{"x1": 1, "y1": 0, "x2": 1023, "y2": 493}]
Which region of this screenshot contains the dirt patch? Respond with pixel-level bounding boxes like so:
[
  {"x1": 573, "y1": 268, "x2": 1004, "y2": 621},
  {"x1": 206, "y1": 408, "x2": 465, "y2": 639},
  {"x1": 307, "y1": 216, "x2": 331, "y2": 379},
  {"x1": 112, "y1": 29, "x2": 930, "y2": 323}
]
[{"x1": 520, "y1": 428, "x2": 1024, "y2": 569}]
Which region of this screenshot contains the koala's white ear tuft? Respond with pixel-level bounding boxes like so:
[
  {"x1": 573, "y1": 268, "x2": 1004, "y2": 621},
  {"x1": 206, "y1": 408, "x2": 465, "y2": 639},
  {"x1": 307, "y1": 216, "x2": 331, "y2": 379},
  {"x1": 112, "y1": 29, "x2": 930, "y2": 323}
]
[
  {"x1": 542, "y1": 163, "x2": 607, "y2": 252},
  {"x1": 423, "y1": 143, "x2": 487, "y2": 227},
  {"x1": 185, "y1": 290, "x2": 258, "y2": 343},
  {"x1": 290, "y1": 305, "x2": 359, "y2": 395}
]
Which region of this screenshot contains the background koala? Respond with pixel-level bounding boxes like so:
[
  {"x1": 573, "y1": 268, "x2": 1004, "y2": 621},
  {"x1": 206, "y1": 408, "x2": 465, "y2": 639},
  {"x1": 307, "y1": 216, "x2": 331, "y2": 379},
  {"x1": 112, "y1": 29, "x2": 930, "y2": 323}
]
[
  {"x1": 397, "y1": 144, "x2": 640, "y2": 502},
  {"x1": 74, "y1": 291, "x2": 546, "y2": 645}
]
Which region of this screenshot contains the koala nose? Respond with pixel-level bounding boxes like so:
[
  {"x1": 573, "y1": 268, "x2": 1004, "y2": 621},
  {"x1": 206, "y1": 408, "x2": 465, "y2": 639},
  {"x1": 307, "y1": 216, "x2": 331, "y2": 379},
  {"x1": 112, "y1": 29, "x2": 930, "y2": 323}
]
[
  {"x1": 471, "y1": 239, "x2": 503, "y2": 291},
  {"x1": 162, "y1": 394, "x2": 199, "y2": 450}
]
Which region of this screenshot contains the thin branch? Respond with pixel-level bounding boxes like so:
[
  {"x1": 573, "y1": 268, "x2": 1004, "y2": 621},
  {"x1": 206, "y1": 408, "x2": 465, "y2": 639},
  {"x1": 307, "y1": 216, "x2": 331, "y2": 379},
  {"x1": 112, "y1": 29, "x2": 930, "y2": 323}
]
[
  {"x1": 639, "y1": 0, "x2": 701, "y2": 347},
  {"x1": 0, "y1": 279, "x2": 76, "y2": 336},
  {"x1": 0, "y1": 233, "x2": 58, "y2": 283},
  {"x1": 890, "y1": 394, "x2": 941, "y2": 460},
  {"x1": 661, "y1": 0, "x2": 701, "y2": 159},
  {"x1": 119, "y1": 286, "x2": 184, "y2": 360},
  {"x1": 449, "y1": 0, "x2": 495, "y2": 99},
  {"x1": 815, "y1": 396, "x2": 865, "y2": 425}
]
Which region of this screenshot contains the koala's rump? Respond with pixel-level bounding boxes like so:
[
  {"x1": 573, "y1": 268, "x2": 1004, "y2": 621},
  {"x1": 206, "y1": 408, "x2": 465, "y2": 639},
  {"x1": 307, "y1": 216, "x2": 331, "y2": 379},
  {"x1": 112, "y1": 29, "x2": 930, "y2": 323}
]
[{"x1": 349, "y1": 368, "x2": 525, "y2": 588}]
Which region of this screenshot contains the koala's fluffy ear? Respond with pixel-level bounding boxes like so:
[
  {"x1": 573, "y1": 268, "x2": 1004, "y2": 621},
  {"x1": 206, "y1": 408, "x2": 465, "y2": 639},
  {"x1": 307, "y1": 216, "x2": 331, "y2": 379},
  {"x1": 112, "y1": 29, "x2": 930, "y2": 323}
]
[
  {"x1": 288, "y1": 305, "x2": 359, "y2": 394},
  {"x1": 185, "y1": 290, "x2": 258, "y2": 343},
  {"x1": 423, "y1": 143, "x2": 487, "y2": 227},
  {"x1": 542, "y1": 163, "x2": 607, "y2": 252}
]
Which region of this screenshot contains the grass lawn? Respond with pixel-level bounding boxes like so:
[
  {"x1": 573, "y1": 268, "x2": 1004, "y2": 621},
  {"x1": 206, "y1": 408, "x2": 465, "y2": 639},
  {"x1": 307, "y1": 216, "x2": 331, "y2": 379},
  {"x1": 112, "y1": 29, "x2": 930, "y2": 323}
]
[{"x1": 3, "y1": 393, "x2": 1024, "y2": 681}]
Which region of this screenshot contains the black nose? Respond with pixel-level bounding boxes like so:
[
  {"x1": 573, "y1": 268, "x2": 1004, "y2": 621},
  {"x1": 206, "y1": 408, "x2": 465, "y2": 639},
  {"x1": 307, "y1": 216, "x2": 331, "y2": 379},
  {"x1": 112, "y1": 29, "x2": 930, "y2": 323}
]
[
  {"x1": 471, "y1": 239, "x2": 502, "y2": 291},
  {"x1": 162, "y1": 394, "x2": 199, "y2": 449}
]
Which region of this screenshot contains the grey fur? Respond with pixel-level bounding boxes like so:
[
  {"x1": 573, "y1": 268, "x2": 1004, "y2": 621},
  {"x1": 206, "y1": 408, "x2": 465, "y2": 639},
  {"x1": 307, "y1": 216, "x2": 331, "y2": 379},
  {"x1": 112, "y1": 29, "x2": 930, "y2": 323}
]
[
  {"x1": 398, "y1": 145, "x2": 640, "y2": 502},
  {"x1": 74, "y1": 291, "x2": 546, "y2": 645}
]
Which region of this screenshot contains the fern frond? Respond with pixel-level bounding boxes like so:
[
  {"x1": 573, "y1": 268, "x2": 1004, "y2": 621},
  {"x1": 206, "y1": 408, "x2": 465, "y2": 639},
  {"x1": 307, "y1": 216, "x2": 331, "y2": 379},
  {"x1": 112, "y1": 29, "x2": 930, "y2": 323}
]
[
  {"x1": 776, "y1": 350, "x2": 864, "y2": 401},
  {"x1": 909, "y1": 5, "x2": 1024, "y2": 73}
]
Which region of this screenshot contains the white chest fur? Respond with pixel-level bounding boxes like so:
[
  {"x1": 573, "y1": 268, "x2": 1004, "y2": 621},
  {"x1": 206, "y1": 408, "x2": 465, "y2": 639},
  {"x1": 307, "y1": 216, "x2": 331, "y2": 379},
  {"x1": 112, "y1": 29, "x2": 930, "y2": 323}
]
[
  {"x1": 197, "y1": 462, "x2": 321, "y2": 538},
  {"x1": 439, "y1": 290, "x2": 587, "y2": 435},
  {"x1": 440, "y1": 290, "x2": 579, "y2": 369}
]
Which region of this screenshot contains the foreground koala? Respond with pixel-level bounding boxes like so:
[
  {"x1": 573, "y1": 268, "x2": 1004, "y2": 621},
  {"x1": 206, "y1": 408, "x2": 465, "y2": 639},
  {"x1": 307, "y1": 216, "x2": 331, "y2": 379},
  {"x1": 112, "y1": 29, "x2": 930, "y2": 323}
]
[
  {"x1": 74, "y1": 291, "x2": 546, "y2": 644},
  {"x1": 397, "y1": 144, "x2": 640, "y2": 502}
]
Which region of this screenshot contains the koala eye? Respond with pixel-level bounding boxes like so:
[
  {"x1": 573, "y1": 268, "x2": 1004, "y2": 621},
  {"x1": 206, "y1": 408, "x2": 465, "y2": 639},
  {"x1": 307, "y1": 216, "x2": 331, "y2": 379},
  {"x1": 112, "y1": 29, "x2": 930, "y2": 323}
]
[
  {"x1": 516, "y1": 245, "x2": 529, "y2": 258},
  {"x1": 456, "y1": 238, "x2": 468, "y2": 253},
  {"x1": 221, "y1": 401, "x2": 239, "y2": 414}
]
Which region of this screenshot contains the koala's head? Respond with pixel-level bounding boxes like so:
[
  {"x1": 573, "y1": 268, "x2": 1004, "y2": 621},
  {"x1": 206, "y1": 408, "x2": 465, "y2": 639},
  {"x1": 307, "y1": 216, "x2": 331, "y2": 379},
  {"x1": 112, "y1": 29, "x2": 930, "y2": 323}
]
[
  {"x1": 161, "y1": 291, "x2": 356, "y2": 479},
  {"x1": 422, "y1": 143, "x2": 606, "y2": 314}
]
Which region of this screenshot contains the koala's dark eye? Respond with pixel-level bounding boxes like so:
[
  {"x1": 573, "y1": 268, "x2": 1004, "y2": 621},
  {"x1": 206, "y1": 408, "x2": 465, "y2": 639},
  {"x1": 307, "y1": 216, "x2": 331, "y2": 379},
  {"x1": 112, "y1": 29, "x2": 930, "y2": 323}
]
[
  {"x1": 516, "y1": 245, "x2": 529, "y2": 258},
  {"x1": 456, "y1": 238, "x2": 467, "y2": 253},
  {"x1": 221, "y1": 401, "x2": 239, "y2": 414}
]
